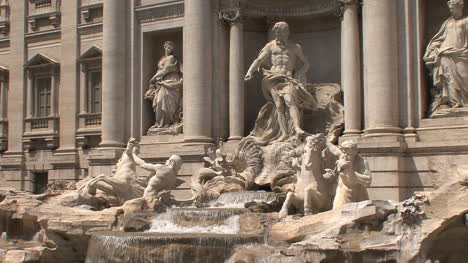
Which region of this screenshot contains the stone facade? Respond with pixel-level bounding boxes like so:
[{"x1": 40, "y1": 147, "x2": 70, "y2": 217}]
[{"x1": 0, "y1": 0, "x2": 467, "y2": 201}]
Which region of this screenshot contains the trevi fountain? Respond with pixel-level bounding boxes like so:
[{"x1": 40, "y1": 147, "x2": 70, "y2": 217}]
[{"x1": 1, "y1": 0, "x2": 467, "y2": 262}]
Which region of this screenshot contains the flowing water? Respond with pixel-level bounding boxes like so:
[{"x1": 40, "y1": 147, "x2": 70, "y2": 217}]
[
  {"x1": 148, "y1": 208, "x2": 250, "y2": 234},
  {"x1": 215, "y1": 191, "x2": 277, "y2": 207},
  {"x1": 85, "y1": 232, "x2": 263, "y2": 263},
  {"x1": 86, "y1": 203, "x2": 266, "y2": 262}
]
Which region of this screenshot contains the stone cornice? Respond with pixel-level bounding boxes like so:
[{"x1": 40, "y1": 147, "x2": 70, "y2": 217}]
[
  {"x1": 218, "y1": 0, "x2": 340, "y2": 18},
  {"x1": 135, "y1": 1, "x2": 184, "y2": 25}
]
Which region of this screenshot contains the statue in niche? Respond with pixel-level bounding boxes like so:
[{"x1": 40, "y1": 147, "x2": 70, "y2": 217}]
[
  {"x1": 424, "y1": 0, "x2": 468, "y2": 116},
  {"x1": 145, "y1": 41, "x2": 183, "y2": 135},
  {"x1": 245, "y1": 21, "x2": 318, "y2": 145}
]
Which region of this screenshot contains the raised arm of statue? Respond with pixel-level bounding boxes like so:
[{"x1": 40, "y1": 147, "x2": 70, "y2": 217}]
[
  {"x1": 326, "y1": 141, "x2": 343, "y2": 158},
  {"x1": 132, "y1": 152, "x2": 162, "y2": 172},
  {"x1": 245, "y1": 44, "x2": 272, "y2": 81}
]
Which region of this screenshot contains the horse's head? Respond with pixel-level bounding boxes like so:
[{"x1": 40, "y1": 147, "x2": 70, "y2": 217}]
[{"x1": 305, "y1": 133, "x2": 326, "y2": 152}]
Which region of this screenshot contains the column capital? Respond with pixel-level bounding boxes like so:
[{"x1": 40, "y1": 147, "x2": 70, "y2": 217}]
[
  {"x1": 219, "y1": 10, "x2": 243, "y2": 26},
  {"x1": 27, "y1": 70, "x2": 34, "y2": 79},
  {"x1": 338, "y1": 0, "x2": 360, "y2": 19},
  {"x1": 338, "y1": 0, "x2": 360, "y2": 6}
]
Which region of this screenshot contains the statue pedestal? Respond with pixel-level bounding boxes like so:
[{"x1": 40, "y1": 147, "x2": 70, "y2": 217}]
[
  {"x1": 430, "y1": 107, "x2": 468, "y2": 119},
  {"x1": 146, "y1": 123, "x2": 183, "y2": 136}
]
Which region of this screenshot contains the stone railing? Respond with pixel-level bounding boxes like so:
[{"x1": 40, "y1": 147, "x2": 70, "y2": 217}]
[
  {"x1": 77, "y1": 113, "x2": 102, "y2": 148},
  {"x1": 0, "y1": 0, "x2": 9, "y2": 35},
  {"x1": 29, "y1": 0, "x2": 58, "y2": 15},
  {"x1": 84, "y1": 113, "x2": 102, "y2": 127},
  {"x1": 0, "y1": 119, "x2": 7, "y2": 151},
  {"x1": 31, "y1": 117, "x2": 49, "y2": 129},
  {"x1": 23, "y1": 116, "x2": 59, "y2": 150},
  {"x1": 27, "y1": 0, "x2": 61, "y2": 31}
]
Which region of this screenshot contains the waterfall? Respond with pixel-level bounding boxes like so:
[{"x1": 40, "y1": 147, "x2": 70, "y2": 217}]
[
  {"x1": 215, "y1": 191, "x2": 278, "y2": 208},
  {"x1": 148, "y1": 208, "x2": 249, "y2": 234},
  {"x1": 85, "y1": 232, "x2": 263, "y2": 263}
]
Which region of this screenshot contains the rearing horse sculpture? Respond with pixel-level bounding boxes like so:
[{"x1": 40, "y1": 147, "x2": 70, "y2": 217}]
[
  {"x1": 278, "y1": 134, "x2": 331, "y2": 219},
  {"x1": 76, "y1": 138, "x2": 145, "y2": 205}
]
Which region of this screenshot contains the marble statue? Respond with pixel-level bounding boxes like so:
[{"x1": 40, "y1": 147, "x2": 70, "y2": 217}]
[
  {"x1": 191, "y1": 137, "x2": 263, "y2": 202},
  {"x1": 132, "y1": 153, "x2": 183, "y2": 209},
  {"x1": 145, "y1": 41, "x2": 183, "y2": 134},
  {"x1": 191, "y1": 149, "x2": 232, "y2": 198},
  {"x1": 327, "y1": 140, "x2": 372, "y2": 209},
  {"x1": 76, "y1": 138, "x2": 145, "y2": 205},
  {"x1": 424, "y1": 0, "x2": 468, "y2": 115},
  {"x1": 278, "y1": 134, "x2": 331, "y2": 219},
  {"x1": 245, "y1": 21, "x2": 318, "y2": 145}
]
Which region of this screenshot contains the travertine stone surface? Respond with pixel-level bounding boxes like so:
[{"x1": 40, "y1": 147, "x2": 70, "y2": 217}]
[
  {"x1": 183, "y1": 0, "x2": 213, "y2": 143},
  {"x1": 6, "y1": 0, "x2": 25, "y2": 153},
  {"x1": 225, "y1": 11, "x2": 245, "y2": 141},
  {"x1": 58, "y1": 0, "x2": 78, "y2": 149},
  {"x1": 363, "y1": 0, "x2": 401, "y2": 134},
  {"x1": 340, "y1": 0, "x2": 362, "y2": 137},
  {"x1": 100, "y1": 0, "x2": 128, "y2": 147}
]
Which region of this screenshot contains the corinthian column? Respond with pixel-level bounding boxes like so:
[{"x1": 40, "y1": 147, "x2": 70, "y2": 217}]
[
  {"x1": 362, "y1": 0, "x2": 401, "y2": 135},
  {"x1": 183, "y1": 0, "x2": 213, "y2": 143},
  {"x1": 221, "y1": 10, "x2": 244, "y2": 141},
  {"x1": 100, "y1": 0, "x2": 127, "y2": 147},
  {"x1": 340, "y1": 0, "x2": 362, "y2": 137}
]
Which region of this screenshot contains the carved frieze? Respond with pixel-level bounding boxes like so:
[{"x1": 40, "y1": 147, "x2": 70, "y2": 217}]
[
  {"x1": 135, "y1": 2, "x2": 184, "y2": 24},
  {"x1": 219, "y1": 0, "x2": 340, "y2": 17}
]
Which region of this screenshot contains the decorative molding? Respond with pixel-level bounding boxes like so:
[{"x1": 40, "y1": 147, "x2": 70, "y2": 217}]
[
  {"x1": 219, "y1": 10, "x2": 242, "y2": 26},
  {"x1": 78, "y1": 23, "x2": 103, "y2": 36},
  {"x1": 25, "y1": 28, "x2": 60, "y2": 43},
  {"x1": 337, "y1": 0, "x2": 360, "y2": 19},
  {"x1": 219, "y1": 0, "x2": 340, "y2": 17},
  {"x1": 0, "y1": 0, "x2": 10, "y2": 36},
  {"x1": 135, "y1": 2, "x2": 184, "y2": 24},
  {"x1": 27, "y1": 0, "x2": 61, "y2": 31},
  {"x1": 80, "y1": 2, "x2": 103, "y2": 24}
]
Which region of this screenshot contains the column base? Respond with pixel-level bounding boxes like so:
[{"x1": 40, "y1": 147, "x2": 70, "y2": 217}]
[
  {"x1": 364, "y1": 127, "x2": 402, "y2": 137},
  {"x1": 183, "y1": 135, "x2": 213, "y2": 144},
  {"x1": 343, "y1": 129, "x2": 362, "y2": 135},
  {"x1": 228, "y1": 136, "x2": 243, "y2": 141},
  {"x1": 99, "y1": 140, "x2": 126, "y2": 148}
]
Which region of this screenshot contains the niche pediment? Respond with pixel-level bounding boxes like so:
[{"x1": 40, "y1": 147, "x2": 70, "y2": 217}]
[
  {"x1": 79, "y1": 46, "x2": 102, "y2": 62},
  {"x1": 24, "y1": 53, "x2": 59, "y2": 70}
]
